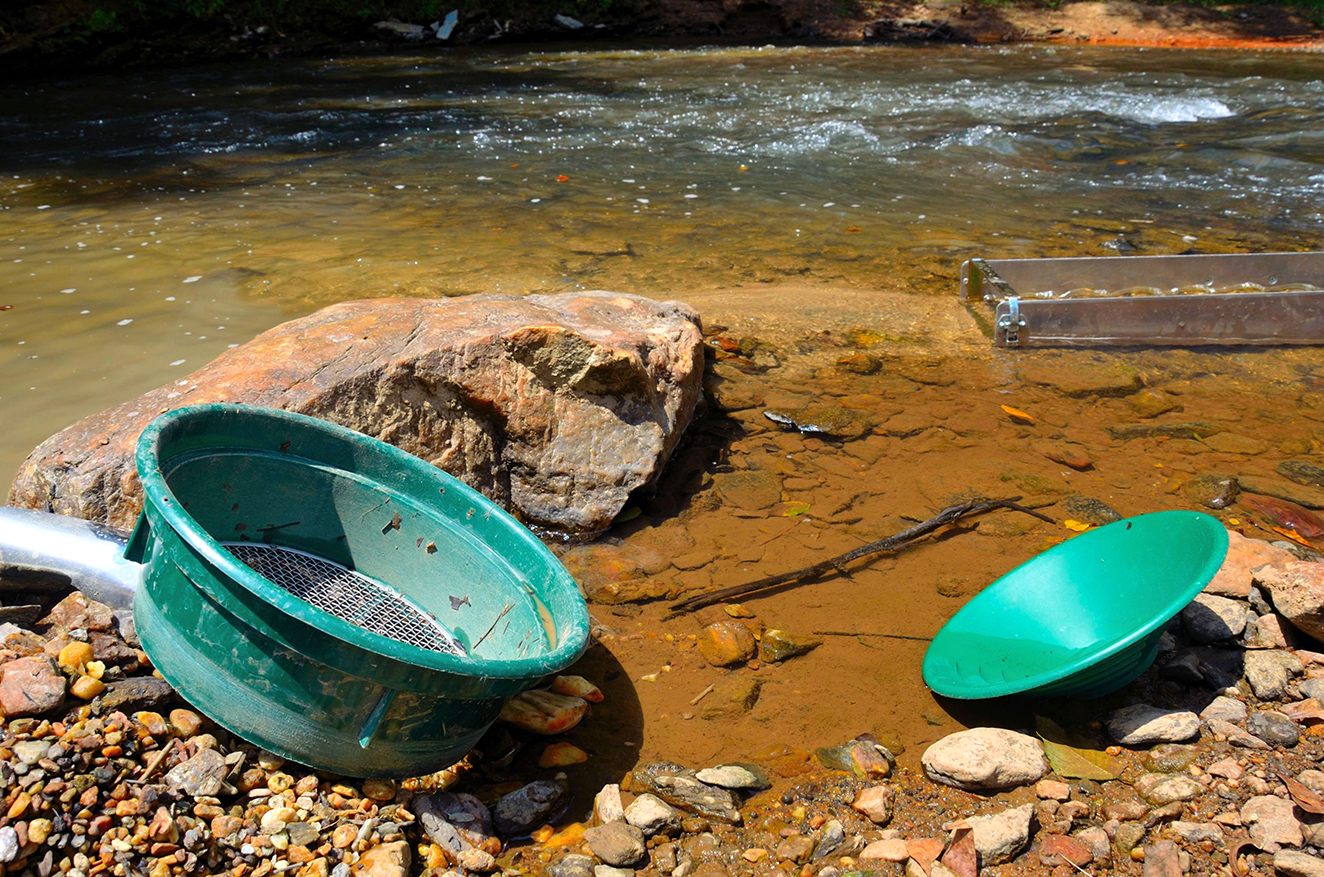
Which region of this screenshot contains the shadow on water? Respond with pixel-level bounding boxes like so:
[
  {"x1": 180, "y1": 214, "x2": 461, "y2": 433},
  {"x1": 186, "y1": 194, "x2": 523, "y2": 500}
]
[{"x1": 0, "y1": 50, "x2": 652, "y2": 187}]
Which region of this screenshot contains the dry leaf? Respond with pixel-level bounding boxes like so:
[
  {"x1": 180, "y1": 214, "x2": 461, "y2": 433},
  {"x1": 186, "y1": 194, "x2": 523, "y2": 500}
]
[
  {"x1": 907, "y1": 838, "x2": 945, "y2": 877},
  {"x1": 1279, "y1": 772, "x2": 1324, "y2": 814},
  {"x1": 1229, "y1": 837, "x2": 1265, "y2": 877},
  {"x1": 941, "y1": 825, "x2": 977, "y2": 877},
  {"x1": 1063, "y1": 519, "x2": 1091, "y2": 532},
  {"x1": 1036, "y1": 716, "x2": 1118, "y2": 781},
  {"x1": 1272, "y1": 526, "x2": 1315, "y2": 548},
  {"x1": 1281, "y1": 698, "x2": 1324, "y2": 723},
  {"x1": 1001, "y1": 404, "x2": 1035, "y2": 424}
]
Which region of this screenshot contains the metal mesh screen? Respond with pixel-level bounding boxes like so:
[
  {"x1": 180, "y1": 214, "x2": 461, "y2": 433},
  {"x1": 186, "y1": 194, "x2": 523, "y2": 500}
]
[{"x1": 224, "y1": 542, "x2": 466, "y2": 657}]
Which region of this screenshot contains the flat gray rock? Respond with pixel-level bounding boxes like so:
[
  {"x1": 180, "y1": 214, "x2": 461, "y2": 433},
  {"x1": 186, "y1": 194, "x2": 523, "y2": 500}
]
[
  {"x1": 550, "y1": 855, "x2": 595, "y2": 877},
  {"x1": 921, "y1": 728, "x2": 1047, "y2": 791},
  {"x1": 1106, "y1": 705, "x2": 1200, "y2": 745},
  {"x1": 694, "y1": 764, "x2": 768, "y2": 790},
  {"x1": 1170, "y1": 822, "x2": 1225, "y2": 844},
  {"x1": 1247, "y1": 710, "x2": 1300, "y2": 747}
]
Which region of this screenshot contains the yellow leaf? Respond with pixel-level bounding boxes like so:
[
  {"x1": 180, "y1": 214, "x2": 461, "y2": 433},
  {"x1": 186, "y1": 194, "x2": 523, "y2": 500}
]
[
  {"x1": 1000, "y1": 404, "x2": 1035, "y2": 424},
  {"x1": 1064, "y1": 519, "x2": 1091, "y2": 532}
]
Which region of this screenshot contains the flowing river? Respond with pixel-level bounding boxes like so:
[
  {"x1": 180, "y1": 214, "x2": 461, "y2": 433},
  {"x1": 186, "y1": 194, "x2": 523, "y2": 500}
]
[
  {"x1": 3, "y1": 43, "x2": 1324, "y2": 773},
  {"x1": 3, "y1": 44, "x2": 1324, "y2": 482}
]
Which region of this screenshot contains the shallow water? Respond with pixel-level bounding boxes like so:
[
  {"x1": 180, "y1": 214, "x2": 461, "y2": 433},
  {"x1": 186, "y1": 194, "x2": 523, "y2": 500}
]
[
  {"x1": 3, "y1": 44, "x2": 1324, "y2": 788},
  {"x1": 4, "y1": 44, "x2": 1324, "y2": 482}
]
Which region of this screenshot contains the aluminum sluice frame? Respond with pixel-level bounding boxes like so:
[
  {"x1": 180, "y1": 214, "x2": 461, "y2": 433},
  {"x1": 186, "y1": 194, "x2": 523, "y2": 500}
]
[{"x1": 959, "y1": 251, "x2": 1324, "y2": 348}]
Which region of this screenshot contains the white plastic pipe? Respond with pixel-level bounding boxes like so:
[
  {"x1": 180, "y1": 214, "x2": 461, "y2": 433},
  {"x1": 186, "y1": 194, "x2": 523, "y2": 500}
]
[{"x1": 0, "y1": 507, "x2": 141, "y2": 609}]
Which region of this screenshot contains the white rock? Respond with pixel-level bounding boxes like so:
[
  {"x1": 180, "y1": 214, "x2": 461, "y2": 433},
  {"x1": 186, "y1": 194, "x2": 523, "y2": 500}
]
[
  {"x1": 1274, "y1": 850, "x2": 1324, "y2": 877},
  {"x1": 1135, "y1": 773, "x2": 1203, "y2": 806},
  {"x1": 1106, "y1": 704, "x2": 1200, "y2": 745},
  {"x1": 594, "y1": 784, "x2": 624, "y2": 824},
  {"x1": 966, "y1": 804, "x2": 1034, "y2": 866},
  {"x1": 921, "y1": 728, "x2": 1047, "y2": 791},
  {"x1": 694, "y1": 765, "x2": 762, "y2": 789},
  {"x1": 1201, "y1": 696, "x2": 1249, "y2": 725},
  {"x1": 623, "y1": 793, "x2": 679, "y2": 838}
]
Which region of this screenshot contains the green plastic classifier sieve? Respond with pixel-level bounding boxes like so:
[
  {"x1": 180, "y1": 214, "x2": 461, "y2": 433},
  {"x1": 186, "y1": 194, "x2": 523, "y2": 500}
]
[{"x1": 127, "y1": 404, "x2": 590, "y2": 777}]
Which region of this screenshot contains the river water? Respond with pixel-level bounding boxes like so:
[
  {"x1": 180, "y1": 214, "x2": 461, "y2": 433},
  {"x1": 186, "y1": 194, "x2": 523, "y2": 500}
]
[
  {"x1": 4, "y1": 44, "x2": 1324, "y2": 482},
  {"x1": 3, "y1": 44, "x2": 1324, "y2": 777}
]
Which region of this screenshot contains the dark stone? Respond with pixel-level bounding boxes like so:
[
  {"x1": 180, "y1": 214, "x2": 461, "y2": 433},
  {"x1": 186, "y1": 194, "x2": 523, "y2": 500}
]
[
  {"x1": 1246, "y1": 710, "x2": 1300, "y2": 748},
  {"x1": 862, "y1": 17, "x2": 976, "y2": 42},
  {"x1": 493, "y1": 781, "x2": 568, "y2": 836},
  {"x1": 92, "y1": 676, "x2": 176, "y2": 714},
  {"x1": 1108, "y1": 422, "x2": 1222, "y2": 441},
  {"x1": 1156, "y1": 651, "x2": 1204, "y2": 685},
  {"x1": 1063, "y1": 495, "x2": 1122, "y2": 526}
]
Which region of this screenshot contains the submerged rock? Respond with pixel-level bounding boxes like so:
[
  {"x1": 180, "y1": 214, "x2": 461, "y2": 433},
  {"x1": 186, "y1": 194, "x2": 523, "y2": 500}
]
[
  {"x1": 759, "y1": 629, "x2": 821, "y2": 663},
  {"x1": 699, "y1": 676, "x2": 761, "y2": 721},
  {"x1": 698, "y1": 622, "x2": 757, "y2": 667},
  {"x1": 1280, "y1": 461, "x2": 1324, "y2": 489},
  {"x1": 1062, "y1": 494, "x2": 1122, "y2": 526},
  {"x1": 1183, "y1": 474, "x2": 1241, "y2": 509},
  {"x1": 8, "y1": 292, "x2": 704, "y2": 536}
]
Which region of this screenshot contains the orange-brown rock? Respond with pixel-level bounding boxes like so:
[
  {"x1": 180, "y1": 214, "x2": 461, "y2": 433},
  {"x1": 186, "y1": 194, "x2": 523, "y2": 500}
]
[
  {"x1": 698, "y1": 621, "x2": 758, "y2": 666},
  {"x1": 1205, "y1": 530, "x2": 1297, "y2": 599},
  {"x1": 8, "y1": 292, "x2": 703, "y2": 536}
]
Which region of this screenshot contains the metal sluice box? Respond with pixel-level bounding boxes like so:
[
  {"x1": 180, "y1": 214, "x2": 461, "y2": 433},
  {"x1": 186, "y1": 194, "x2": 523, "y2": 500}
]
[{"x1": 960, "y1": 251, "x2": 1324, "y2": 347}]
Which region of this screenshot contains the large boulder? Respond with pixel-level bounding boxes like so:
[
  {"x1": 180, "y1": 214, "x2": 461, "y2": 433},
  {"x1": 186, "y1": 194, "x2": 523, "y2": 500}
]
[{"x1": 8, "y1": 292, "x2": 704, "y2": 536}]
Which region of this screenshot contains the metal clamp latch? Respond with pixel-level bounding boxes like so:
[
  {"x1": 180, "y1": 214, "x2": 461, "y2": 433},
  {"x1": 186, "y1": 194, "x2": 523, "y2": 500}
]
[{"x1": 996, "y1": 296, "x2": 1026, "y2": 346}]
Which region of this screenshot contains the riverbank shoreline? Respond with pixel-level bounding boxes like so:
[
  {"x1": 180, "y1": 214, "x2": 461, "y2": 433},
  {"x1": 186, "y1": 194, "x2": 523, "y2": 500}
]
[{"x1": 2, "y1": 0, "x2": 1322, "y2": 80}]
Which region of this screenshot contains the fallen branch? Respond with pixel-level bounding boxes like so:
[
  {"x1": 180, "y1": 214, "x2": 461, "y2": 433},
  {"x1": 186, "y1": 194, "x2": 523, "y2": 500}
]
[{"x1": 664, "y1": 496, "x2": 1053, "y2": 619}]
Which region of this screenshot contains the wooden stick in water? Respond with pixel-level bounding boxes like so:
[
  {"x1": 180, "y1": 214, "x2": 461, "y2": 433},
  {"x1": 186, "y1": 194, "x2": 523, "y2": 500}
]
[{"x1": 664, "y1": 496, "x2": 1053, "y2": 619}]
